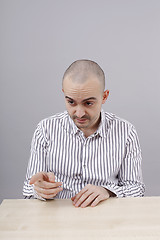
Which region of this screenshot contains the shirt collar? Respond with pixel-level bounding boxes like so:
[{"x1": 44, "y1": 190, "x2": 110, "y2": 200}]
[
  {"x1": 68, "y1": 114, "x2": 80, "y2": 135},
  {"x1": 95, "y1": 109, "x2": 106, "y2": 138}
]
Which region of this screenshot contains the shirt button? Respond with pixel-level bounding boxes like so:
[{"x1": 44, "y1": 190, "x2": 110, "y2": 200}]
[
  {"x1": 78, "y1": 174, "x2": 82, "y2": 179},
  {"x1": 74, "y1": 174, "x2": 81, "y2": 179}
]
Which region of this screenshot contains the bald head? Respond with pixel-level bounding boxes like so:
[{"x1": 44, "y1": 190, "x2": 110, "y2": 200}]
[{"x1": 62, "y1": 59, "x2": 105, "y2": 92}]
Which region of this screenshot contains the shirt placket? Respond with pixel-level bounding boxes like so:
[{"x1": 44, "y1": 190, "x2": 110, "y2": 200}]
[{"x1": 78, "y1": 134, "x2": 91, "y2": 189}]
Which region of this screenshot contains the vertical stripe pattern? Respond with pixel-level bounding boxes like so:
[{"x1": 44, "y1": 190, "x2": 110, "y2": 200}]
[{"x1": 23, "y1": 110, "x2": 145, "y2": 199}]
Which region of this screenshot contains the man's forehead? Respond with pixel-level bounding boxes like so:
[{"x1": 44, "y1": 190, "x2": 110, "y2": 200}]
[
  {"x1": 63, "y1": 76, "x2": 101, "y2": 91},
  {"x1": 63, "y1": 85, "x2": 100, "y2": 101},
  {"x1": 63, "y1": 75, "x2": 103, "y2": 101}
]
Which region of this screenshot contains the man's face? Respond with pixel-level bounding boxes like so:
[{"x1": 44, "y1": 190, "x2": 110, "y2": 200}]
[{"x1": 62, "y1": 75, "x2": 109, "y2": 132}]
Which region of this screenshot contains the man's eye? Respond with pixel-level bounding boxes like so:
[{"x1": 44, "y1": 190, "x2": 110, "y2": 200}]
[
  {"x1": 86, "y1": 102, "x2": 93, "y2": 106},
  {"x1": 68, "y1": 100, "x2": 74, "y2": 105}
]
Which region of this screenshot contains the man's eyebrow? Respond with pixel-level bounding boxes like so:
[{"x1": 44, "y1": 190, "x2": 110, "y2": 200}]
[
  {"x1": 82, "y1": 97, "x2": 97, "y2": 102},
  {"x1": 65, "y1": 96, "x2": 96, "y2": 102},
  {"x1": 65, "y1": 96, "x2": 74, "y2": 100}
]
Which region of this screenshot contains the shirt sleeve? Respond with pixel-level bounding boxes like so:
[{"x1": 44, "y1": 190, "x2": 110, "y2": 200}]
[
  {"x1": 23, "y1": 122, "x2": 48, "y2": 199},
  {"x1": 104, "y1": 126, "x2": 145, "y2": 197}
]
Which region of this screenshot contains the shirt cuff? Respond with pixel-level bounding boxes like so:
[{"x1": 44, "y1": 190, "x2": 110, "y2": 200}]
[{"x1": 101, "y1": 185, "x2": 118, "y2": 197}]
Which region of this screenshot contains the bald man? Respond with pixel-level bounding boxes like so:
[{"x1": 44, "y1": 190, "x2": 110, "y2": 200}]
[{"x1": 23, "y1": 59, "x2": 145, "y2": 207}]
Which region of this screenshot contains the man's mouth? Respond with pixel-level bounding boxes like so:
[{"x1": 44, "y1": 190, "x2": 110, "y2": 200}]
[{"x1": 76, "y1": 118, "x2": 88, "y2": 123}]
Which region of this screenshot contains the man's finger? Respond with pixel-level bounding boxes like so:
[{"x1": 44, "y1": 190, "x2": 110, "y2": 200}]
[
  {"x1": 71, "y1": 196, "x2": 75, "y2": 201},
  {"x1": 72, "y1": 187, "x2": 88, "y2": 204},
  {"x1": 34, "y1": 180, "x2": 63, "y2": 189},
  {"x1": 34, "y1": 185, "x2": 63, "y2": 196},
  {"x1": 75, "y1": 192, "x2": 95, "y2": 208},
  {"x1": 90, "y1": 195, "x2": 102, "y2": 207},
  {"x1": 30, "y1": 172, "x2": 56, "y2": 185},
  {"x1": 29, "y1": 172, "x2": 45, "y2": 185},
  {"x1": 47, "y1": 172, "x2": 55, "y2": 183},
  {"x1": 35, "y1": 189, "x2": 62, "y2": 199}
]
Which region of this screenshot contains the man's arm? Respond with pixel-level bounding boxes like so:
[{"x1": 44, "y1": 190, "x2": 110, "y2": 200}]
[
  {"x1": 23, "y1": 123, "x2": 63, "y2": 200},
  {"x1": 23, "y1": 123, "x2": 45, "y2": 199},
  {"x1": 71, "y1": 126, "x2": 145, "y2": 207},
  {"x1": 101, "y1": 126, "x2": 145, "y2": 198},
  {"x1": 105, "y1": 126, "x2": 145, "y2": 198}
]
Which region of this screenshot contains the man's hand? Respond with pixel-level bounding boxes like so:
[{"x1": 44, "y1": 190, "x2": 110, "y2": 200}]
[
  {"x1": 71, "y1": 184, "x2": 110, "y2": 208},
  {"x1": 30, "y1": 172, "x2": 63, "y2": 199}
]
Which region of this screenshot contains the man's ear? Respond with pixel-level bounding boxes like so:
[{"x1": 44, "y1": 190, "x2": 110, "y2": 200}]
[
  {"x1": 62, "y1": 88, "x2": 64, "y2": 93},
  {"x1": 102, "y1": 90, "x2": 109, "y2": 104}
]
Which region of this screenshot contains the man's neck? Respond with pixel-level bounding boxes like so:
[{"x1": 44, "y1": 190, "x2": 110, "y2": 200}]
[
  {"x1": 81, "y1": 116, "x2": 101, "y2": 138},
  {"x1": 81, "y1": 129, "x2": 94, "y2": 138}
]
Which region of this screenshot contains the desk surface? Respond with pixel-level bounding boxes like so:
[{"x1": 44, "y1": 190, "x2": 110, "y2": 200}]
[{"x1": 0, "y1": 197, "x2": 160, "y2": 240}]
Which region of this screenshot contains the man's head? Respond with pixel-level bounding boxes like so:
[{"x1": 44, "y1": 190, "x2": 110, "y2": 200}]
[
  {"x1": 62, "y1": 59, "x2": 109, "y2": 135},
  {"x1": 62, "y1": 59, "x2": 105, "y2": 93}
]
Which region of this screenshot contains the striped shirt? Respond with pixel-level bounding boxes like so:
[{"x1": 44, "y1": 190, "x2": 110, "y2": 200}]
[{"x1": 23, "y1": 109, "x2": 145, "y2": 199}]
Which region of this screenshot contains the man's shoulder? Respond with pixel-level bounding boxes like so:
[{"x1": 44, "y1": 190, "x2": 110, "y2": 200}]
[
  {"x1": 33, "y1": 111, "x2": 69, "y2": 140},
  {"x1": 38, "y1": 111, "x2": 68, "y2": 127},
  {"x1": 103, "y1": 111, "x2": 134, "y2": 129}
]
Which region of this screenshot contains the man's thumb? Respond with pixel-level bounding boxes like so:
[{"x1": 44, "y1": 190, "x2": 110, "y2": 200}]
[
  {"x1": 47, "y1": 172, "x2": 55, "y2": 183},
  {"x1": 29, "y1": 172, "x2": 45, "y2": 185}
]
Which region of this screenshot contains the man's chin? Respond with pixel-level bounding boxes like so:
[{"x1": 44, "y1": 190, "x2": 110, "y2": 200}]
[{"x1": 74, "y1": 120, "x2": 89, "y2": 129}]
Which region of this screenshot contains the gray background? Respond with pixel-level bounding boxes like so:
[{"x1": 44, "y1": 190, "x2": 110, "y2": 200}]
[{"x1": 0, "y1": 0, "x2": 160, "y2": 203}]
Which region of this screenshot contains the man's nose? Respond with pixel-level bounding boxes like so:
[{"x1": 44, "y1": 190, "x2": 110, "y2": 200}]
[{"x1": 75, "y1": 106, "x2": 85, "y2": 118}]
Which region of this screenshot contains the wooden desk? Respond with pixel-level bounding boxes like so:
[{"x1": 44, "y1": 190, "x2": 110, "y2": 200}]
[{"x1": 0, "y1": 197, "x2": 160, "y2": 240}]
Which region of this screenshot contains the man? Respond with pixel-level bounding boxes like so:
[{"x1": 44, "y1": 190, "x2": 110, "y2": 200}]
[{"x1": 23, "y1": 59, "x2": 145, "y2": 208}]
